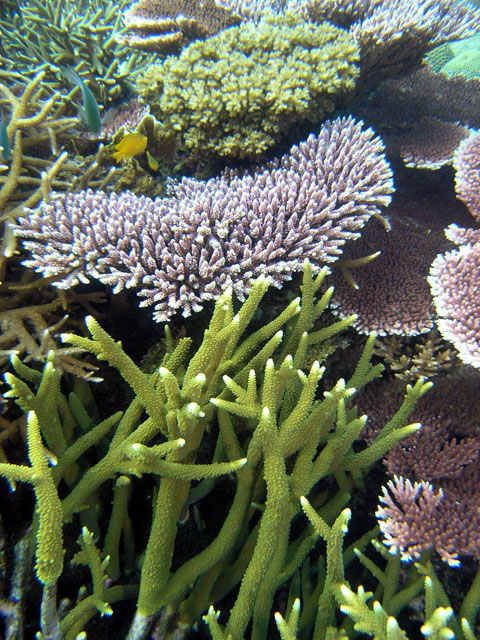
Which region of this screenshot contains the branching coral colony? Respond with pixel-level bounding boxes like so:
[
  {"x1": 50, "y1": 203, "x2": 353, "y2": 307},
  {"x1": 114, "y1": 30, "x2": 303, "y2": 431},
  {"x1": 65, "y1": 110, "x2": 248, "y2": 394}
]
[{"x1": 0, "y1": 264, "x2": 432, "y2": 639}]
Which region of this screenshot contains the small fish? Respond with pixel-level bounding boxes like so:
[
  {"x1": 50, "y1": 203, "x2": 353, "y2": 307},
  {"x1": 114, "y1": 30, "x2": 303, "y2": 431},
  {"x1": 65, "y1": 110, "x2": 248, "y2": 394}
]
[
  {"x1": 112, "y1": 132, "x2": 147, "y2": 163},
  {"x1": 146, "y1": 150, "x2": 159, "y2": 171},
  {"x1": 0, "y1": 112, "x2": 10, "y2": 162},
  {"x1": 61, "y1": 65, "x2": 101, "y2": 135}
]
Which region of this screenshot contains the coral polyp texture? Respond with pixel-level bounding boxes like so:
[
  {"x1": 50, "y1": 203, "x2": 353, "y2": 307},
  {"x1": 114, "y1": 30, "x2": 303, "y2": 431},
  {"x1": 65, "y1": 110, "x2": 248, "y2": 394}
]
[
  {"x1": 118, "y1": 0, "x2": 241, "y2": 53},
  {"x1": 138, "y1": 12, "x2": 360, "y2": 159},
  {"x1": 428, "y1": 242, "x2": 480, "y2": 368},
  {"x1": 15, "y1": 116, "x2": 394, "y2": 322},
  {"x1": 297, "y1": 0, "x2": 480, "y2": 88},
  {"x1": 329, "y1": 214, "x2": 447, "y2": 336},
  {"x1": 453, "y1": 130, "x2": 480, "y2": 222}
]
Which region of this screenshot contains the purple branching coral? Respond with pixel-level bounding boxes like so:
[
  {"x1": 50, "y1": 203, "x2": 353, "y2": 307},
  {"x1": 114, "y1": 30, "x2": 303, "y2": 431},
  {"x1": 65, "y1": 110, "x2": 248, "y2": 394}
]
[
  {"x1": 360, "y1": 372, "x2": 480, "y2": 565},
  {"x1": 15, "y1": 116, "x2": 393, "y2": 322},
  {"x1": 376, "y1": 475, "x2": 480, "y2": 566}
]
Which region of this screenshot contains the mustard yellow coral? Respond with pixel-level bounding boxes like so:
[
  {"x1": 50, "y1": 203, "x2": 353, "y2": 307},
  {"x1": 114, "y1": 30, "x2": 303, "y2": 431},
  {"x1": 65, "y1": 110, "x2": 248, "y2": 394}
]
[{"x1": 138, "y1": 12, "x2": 360, "y2": 159}]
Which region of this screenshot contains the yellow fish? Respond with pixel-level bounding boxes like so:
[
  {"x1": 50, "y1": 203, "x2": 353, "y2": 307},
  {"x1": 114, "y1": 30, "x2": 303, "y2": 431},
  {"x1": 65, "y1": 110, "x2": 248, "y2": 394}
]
[
  {"x1": 146, "y1": 150, "x2": 159, "y2": 171},
  {"x1": 112, "y1": 132, "x2": 147, "y2": 162}
]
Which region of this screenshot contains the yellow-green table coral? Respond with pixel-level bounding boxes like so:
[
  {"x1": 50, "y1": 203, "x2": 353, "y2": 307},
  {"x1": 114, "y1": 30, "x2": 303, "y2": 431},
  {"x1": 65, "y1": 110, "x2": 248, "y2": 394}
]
[{"x1": 138, "y1": 12, "x2": 360, "y2": 160}]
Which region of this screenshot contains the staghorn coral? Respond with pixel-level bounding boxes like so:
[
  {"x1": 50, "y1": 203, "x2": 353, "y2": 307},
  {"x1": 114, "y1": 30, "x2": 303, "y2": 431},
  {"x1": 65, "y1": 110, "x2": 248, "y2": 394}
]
[
  {"x1": 0, "y1": 72, "x2": 118, "y2": 277},
  {"x1": 14, "y1": 116, "x2": 394, "y2": 322},
  {"x1": 137, "y1": 12, "x2": 360, "y2": 159},
  {"x1": 297, "y1": 0, "x2": 480, "y2": 90},
  {"x1": 0, "y1": 302, "x2": 102, "y2": 381},
  {"x1": 0, "y1": 72, "x2": 77, "y2": 274},
  {"x1": 0, "y1": 72, "x2": 77, "y2": 217},
  {"x1": 118, "y1": 0, "x2": 241, "y2": 53},
  {"x1": 0, "y1": 0, "x2": 150, "y2": 106},
  {"x1": 0, "y1": 265, "x2": 428, "y2": 638}
]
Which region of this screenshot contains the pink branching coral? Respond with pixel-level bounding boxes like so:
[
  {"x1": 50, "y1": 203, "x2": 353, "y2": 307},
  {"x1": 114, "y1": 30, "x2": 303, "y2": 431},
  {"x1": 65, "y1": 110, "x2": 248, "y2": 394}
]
[
  {"x1": 429, "y1": 242, "x2": 480, "y2": 368},
  {"x1": 377, "y1": 475, "x2": 480, "y2": 566},
  {"x1": 14, "y1": 116, "x2": 394, "y2": 322},
  {"x1": 427, "y1": 130, "x2": 480, "y2": 367},
  {"x1": 360, "y1": 372, "x2": 480, "y2": 565},
  {"x1": 454, "y1": 131, "x2": 480, "y2": 222}
]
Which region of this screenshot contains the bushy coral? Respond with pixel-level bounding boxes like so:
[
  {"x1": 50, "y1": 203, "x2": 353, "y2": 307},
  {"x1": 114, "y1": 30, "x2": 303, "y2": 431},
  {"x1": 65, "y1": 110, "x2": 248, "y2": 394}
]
[{"x1": 137, "y1": 12, "x2": 360, "y2": 159}]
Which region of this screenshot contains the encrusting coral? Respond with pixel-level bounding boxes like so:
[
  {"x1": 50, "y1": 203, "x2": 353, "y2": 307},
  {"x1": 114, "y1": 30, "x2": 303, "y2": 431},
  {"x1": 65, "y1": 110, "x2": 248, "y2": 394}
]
[
  {"x1": 14, "y1": 115, "x2": 394, "y2": 322},
  {"x1": 137, "y1": 12, "x2": 360, "y2": 159},
  {"x1": 427, "y1": 33, "x2": 480, "y2": 80},
  {"x1": 0, "y1": 265, "x2": 430, "y2": 639}
]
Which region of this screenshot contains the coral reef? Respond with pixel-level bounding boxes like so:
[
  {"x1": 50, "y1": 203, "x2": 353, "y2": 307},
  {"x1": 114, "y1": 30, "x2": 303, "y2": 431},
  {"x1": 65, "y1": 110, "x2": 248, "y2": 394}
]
[
  {"x1": 137, "y1": 12, "x2": 360, "y2": 159},
  {"x1": 296, "y1": 0, "x2": 480, "y2": 89},
  {"x1": 15, "y1": 116, "x2": 393, "y2": 322},
  {"x1": 2, "y1": 0, "x2": 480, "y2": 637}
]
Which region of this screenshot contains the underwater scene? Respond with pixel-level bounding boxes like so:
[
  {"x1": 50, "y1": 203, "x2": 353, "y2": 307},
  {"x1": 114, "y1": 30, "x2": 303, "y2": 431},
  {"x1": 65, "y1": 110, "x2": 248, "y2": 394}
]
[{"x1": 1, "y1": 0, "x2": 480, "y2": 638}]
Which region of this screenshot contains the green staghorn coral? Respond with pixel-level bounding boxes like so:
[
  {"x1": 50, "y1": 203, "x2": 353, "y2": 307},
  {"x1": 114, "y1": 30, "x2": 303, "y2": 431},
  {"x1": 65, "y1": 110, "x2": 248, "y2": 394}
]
[
  {"x1": 0, "y1": 0, "x2": 151, "y2": 106},
  {"x1": 0, "y1": 264, "x2": 430, "y2": 639},
  {"x1": 137, "y1": 12, "x2": 360, "y2": 160}
]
